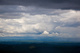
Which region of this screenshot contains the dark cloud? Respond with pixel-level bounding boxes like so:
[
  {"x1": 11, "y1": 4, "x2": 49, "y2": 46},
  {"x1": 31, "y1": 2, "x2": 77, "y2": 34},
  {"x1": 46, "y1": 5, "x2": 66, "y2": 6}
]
[
  {"x1": 63, "y1": 22, "x2": 80, "y2": 27},
  {"x1": 0, "y1": 0, "x2": 80, "y2": 9}
]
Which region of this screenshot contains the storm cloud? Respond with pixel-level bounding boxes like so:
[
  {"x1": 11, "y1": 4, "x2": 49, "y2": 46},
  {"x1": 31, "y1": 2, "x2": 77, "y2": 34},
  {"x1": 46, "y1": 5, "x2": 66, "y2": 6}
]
[{"x1": 0, "y1": 0, "x2": 80, "y2": 9}]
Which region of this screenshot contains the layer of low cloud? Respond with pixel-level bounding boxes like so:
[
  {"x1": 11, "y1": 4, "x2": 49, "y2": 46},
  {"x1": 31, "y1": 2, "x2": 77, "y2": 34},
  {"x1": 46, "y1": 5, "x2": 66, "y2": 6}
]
[{"x1": 0, "y1": 6, "x2": 80, "y2": 38}]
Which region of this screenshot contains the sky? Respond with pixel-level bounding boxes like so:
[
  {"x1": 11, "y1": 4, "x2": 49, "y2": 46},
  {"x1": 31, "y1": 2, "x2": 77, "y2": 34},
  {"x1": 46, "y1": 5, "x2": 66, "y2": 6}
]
[{"x1": 0, "y1": 0, "x2": 80, "y2": 42}]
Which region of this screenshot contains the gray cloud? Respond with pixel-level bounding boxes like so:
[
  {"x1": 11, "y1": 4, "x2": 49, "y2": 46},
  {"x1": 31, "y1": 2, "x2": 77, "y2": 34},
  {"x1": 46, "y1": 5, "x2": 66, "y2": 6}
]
[
  {"x1": 0, "y1": 6, "x2": 68, "y2": 19},
  {"x1": 0, "y1": 0, "x2": 80, "y2": 9}
]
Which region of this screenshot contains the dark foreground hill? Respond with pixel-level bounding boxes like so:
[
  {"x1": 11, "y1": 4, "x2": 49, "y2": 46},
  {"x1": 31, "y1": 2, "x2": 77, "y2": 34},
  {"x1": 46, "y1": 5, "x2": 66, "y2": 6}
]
[{"x1": 0, "y1": 41, "x2": 80, "y2": 53}]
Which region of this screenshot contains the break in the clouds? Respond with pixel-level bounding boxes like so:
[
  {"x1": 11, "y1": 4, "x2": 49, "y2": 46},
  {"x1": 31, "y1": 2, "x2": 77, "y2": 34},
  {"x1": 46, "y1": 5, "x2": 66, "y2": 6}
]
[
  {"x1": 0, "y1": 5, "x2": 80, "y2": 38},
  {"x1": 0, "y1": 0, "x2": 80, "y2": 9}
]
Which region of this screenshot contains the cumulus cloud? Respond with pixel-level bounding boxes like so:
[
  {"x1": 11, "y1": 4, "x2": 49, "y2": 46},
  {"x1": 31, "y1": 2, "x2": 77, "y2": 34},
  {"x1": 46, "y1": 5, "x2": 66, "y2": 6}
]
[
  {"x1": 42, "y1": 31, "x2": 49, "y2": 35},
  {"x1": 0, "y1": 6, "x2": 80, "y2": 38}
]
